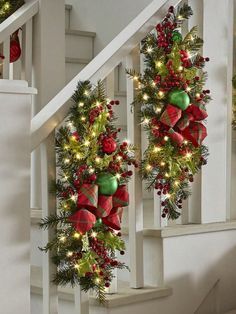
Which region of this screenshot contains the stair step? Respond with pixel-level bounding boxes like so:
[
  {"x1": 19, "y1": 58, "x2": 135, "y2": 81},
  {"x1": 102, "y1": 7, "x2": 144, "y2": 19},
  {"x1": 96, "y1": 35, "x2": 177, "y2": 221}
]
[
  {"x1": 31, "y1": 265, "x2": 172, "y2": 308},
  {"x1": 65, "y1": 4, "x2": 72, "y2": 11},
  {"x1": 65, "y1": 57, "x2": 90, "y2": 65},
  {"x1": 224, "y1": 311, "x2": 236, "y2": 314},
  {"x1": 65, "y1": 29, "x2": 96, "y2": 38}
]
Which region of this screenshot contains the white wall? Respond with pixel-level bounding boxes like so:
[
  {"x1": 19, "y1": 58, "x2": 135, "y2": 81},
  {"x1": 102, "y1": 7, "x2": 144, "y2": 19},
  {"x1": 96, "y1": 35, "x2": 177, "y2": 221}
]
[{"x1": 65, "y1": 0, "x2": 153, "y2": 55}]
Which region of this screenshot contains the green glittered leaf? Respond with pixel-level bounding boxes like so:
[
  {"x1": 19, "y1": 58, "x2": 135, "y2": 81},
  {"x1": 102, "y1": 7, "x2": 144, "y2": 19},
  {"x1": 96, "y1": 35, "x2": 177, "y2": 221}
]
[{"x1": 183, "y1": 68, "x2": 197, "y2": 81}]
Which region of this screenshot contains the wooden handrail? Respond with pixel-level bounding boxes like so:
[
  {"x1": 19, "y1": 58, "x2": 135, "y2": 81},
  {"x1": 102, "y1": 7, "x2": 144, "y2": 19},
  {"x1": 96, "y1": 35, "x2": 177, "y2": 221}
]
[
  {"x1": 0, "y1": 0, "x2": 39, "y2": 43},
  {"x1": 30, "y1": 0, "x2": 182, "y2": 151}
]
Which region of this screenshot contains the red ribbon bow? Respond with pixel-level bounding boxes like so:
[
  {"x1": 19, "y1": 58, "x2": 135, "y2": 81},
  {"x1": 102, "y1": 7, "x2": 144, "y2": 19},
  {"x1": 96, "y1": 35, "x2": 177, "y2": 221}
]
[
  {"x1": 68, "y1": 184, "x2": 129, "y2": 234},
  {"x1": 160, "y1": 103, "x2": 208, "y2": 146}
]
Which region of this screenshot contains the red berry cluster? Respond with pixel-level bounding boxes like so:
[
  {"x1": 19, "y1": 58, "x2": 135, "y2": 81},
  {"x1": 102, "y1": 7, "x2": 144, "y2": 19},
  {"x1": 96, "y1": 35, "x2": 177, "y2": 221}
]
[{"x1": 155, "y1": 6, "x2": 176, "y2": 52}]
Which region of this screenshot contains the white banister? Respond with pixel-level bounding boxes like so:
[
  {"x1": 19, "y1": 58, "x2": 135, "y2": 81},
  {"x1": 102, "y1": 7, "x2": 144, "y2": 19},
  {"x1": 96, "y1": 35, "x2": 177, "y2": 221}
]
[
  {"x1": 40, "y1": 135, "x2": 58, "y2": 314},
  {"x1": 31, "y1": 0, "x2": 183, "y2": 151},
  {"x1": 126, "y1": 51, "x2": 144, "y2": 288},
  {"x1": 0, "y1": 0, "x2": 39, "y2": 43}
]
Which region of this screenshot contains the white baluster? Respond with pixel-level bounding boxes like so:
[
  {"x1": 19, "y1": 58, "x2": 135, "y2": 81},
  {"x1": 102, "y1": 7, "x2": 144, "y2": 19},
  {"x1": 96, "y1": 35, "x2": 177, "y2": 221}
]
[
  {"x1": 105, "y1": 70, "x2": 118, "y2": 294},
  {"x1": 40, "y1": 135, "x2": 58, "y2": 314},
  {"x1": 2, "y1": 37, "x2": 10, "y2": 79},
  {"x1": 227, "y1": 0, "x2": 234, "y2": 219},
  {"x1": 22, "y1": 18, "x2": 33, "y2": 85},
  {"x1": 200, "y1": 0, "x2": 231, "y2": 223},
  {"x1": 74, "y1": 286, "x2": 89, "y2": 314},
  {"x1": 186, "y1": 0, "x2": 203, "y2": 224},
  {"x1": 126, "y1": 51, "x2": 144, "y2": 288}
]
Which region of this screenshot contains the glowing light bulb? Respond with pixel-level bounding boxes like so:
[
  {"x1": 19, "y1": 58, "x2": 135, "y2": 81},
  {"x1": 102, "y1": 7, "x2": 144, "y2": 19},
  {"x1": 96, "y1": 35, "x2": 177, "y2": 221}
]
[
  {"x1": 95, "y1": 157, "x2": 101, "y2": 163},
  {"x1": 95, "y1": 278, "x2": 101, "y2": 284},
  {"x1": 143, "y1": 118, "x2": 150, "y2": 124},
  {"x1": 116, "y1": 173, "x2": 121, "y2": 179},
  {"x1": 178, "y1": 15, "x2": 183, "y2": 19},
  {"x1": 160, "y1": 161, "x2": 165, "y2": 166},
  {"x1": 91, "y1": 232, "x2": 97, "y2": 238},
  {"x1": 196, "y1": 93, "x2": 201, "y2": 98},
  {"x1": 78, "y1": 102, "x2": 84, "y2": 107},
  {"x1": 143, "y1": 94, "x2": 149, "y2": 101},
  {"x1": 67, "y1": 251, "x2": 73, "y2": 257},
  {"x1": 133, "y1": 75, "x2": 138, "y2": 81},
  {"x1": 92, "y1": 131, "x2": 96, "y2": 137},
  {"x1": 178, "y1": 66, "x2": 183, "y2": 72},
  {"x1": 64, "y1": 175, "x2": 68, "y2": 180},
  {"x1": 156, "y1": 61, "x2": 162, "y2": 67},
  {"x1": 71, "y1": 195, "x2": 76, "y2": 201},
  {"x1": 73, "y1": 232, "x2": 80, "y2": 239},
  {"x1": 158, "y1": 91, "x2": 164, "y2": 98},
  {"x1": 164, "y1": 136, "x2": 169, "y2": 141},
  {"x1": 152, "y1": 81, "x2": 156, "y2": 87},
  {"x1": 64, "y1": 145, "x2": 69, "y2": 150},
  {"x1": 153, "y1": 146, "x2": 161, "y2": 153},
  {"x1": 84, "y1": 140, "x2": 90, "y2": 146},
  {"x1": 116, "y1": 156, "x2": 122, "y2": 161},
  {"x1": 84, "y1": 90, "x2": 89, "y2": 96},
  {"x1": 186, "y1": 87, "x2": 191, "y2": 92},
  {"x1": 184, "y1": 140, "x2": 188, "y2": 145},
  {"x1": 64, "y1": 158, "x2": 70, "y2": 164},
  {"x1": 74, "y1": 264, "x2": 80, "y2": 269},
  {"x1": 59, "y1": 236, "x2": 66, "y2": 242},
  {"x1": 89, "y1": 168, "x2": 95, "y2": 174},
  {"x1": 81, "y1": 116, "x2": 86, "y2": 122},
  {"x1": 96, "y1": 101, "x2": 100, "y2": 107},
  {"x1": 165, "y1": 173, "x2": 169, "y2": 177},
  {"x1": 146, "y1": 164, "x2": 152, "y2": 171},
  {"x1": 147, "y1": 47, "x2": 153, "y2": 53},
  {"x1": 166, "y1": 193, "x2": 171, "y2": 198},
  {"x1": 174, "y1": 180, "x2": 180, "y2": 186},
  {"x1": 155, "y1": 107, "x2": 162, "y2": 113},
  {"x1": 186, "y1": 152, "x2": 192, "y2": 158},
  {"x1": 76, "y1": 153, "x2": 81, "y2": 159}
]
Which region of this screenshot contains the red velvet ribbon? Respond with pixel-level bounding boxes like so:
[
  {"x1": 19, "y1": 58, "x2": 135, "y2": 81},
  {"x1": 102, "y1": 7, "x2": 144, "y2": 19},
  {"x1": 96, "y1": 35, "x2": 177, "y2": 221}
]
[{"x1": 69, "y1": 184, "x2": 129, "y2": 234}]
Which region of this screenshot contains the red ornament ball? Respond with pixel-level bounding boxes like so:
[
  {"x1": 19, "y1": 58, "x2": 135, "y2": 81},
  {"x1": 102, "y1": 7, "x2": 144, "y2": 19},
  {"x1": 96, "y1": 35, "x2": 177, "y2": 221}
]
[
  {"x1": 102, "y1": 137, "x2": 117, "y2": 154},
  {"x1": 10, "y1": 31, "x2": 21, "y2": 63}
]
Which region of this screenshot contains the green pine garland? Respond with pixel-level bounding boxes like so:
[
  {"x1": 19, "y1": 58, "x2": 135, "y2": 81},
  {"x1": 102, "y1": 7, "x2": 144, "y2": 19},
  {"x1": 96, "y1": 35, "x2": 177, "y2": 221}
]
[
  {"x1": 127, "y1": 4, "x2": 210, "y2": 219},
  {"x1": 40, "y1": 81, "x2": 138, "y2": 303},
  {"x1": 0, "y1": 0, "x2": 24, "y2": 23}
]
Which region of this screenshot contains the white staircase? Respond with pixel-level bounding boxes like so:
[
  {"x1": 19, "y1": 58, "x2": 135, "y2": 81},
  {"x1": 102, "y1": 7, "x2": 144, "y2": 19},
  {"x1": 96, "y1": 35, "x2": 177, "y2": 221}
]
[{"x1": 0, "y1": 0, "x2": 236, "y2": 314}]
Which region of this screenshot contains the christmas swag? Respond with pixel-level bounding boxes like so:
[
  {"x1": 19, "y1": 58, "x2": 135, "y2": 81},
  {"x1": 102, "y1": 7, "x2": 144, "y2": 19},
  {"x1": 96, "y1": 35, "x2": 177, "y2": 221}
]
[
  {"x1": 127, "y1": 4, "x2": 210, "y2": 219},
  {"x1": 40, "y1": 81, "x2": 138, "y2": 302}
]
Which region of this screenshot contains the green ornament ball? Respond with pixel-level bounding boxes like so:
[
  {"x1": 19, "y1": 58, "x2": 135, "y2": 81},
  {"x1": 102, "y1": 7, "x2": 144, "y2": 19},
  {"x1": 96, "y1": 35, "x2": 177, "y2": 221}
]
[
  {"x1": 168, "y1": 89, "x2": 190, "y2": 111},
  {"x1": 96, "y1": 173, "x2": 118, "y2": 196},
  {"x1": 172, "y1": 30, "x2": 182, "y2": 42}
]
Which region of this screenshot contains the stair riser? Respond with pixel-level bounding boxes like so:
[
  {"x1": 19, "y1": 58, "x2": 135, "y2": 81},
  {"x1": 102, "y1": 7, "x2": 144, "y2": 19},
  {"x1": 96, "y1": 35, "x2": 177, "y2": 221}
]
[
  {"x1": 66, "y1": 62, "x2": 87, "y2": 83},
  {"x1": 65, "y1": 34, "x2": 93, "y2": 60}
]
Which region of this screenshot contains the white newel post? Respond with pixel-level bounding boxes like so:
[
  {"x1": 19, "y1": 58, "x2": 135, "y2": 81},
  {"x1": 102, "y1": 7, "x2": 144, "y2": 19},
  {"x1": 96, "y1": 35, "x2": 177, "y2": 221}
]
[
  {"x1": 31, "y1": 0, "x2": 65, "y2": 209},
  {"x1": 31, "y1": 1, "x2": 65, "y2": 313},
  {"x1": 200, "y1": 0, "x2": 232, "y2": 223},
  {"x1": 0, "y1": 80, "x2": 36, "y2": 314}
]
